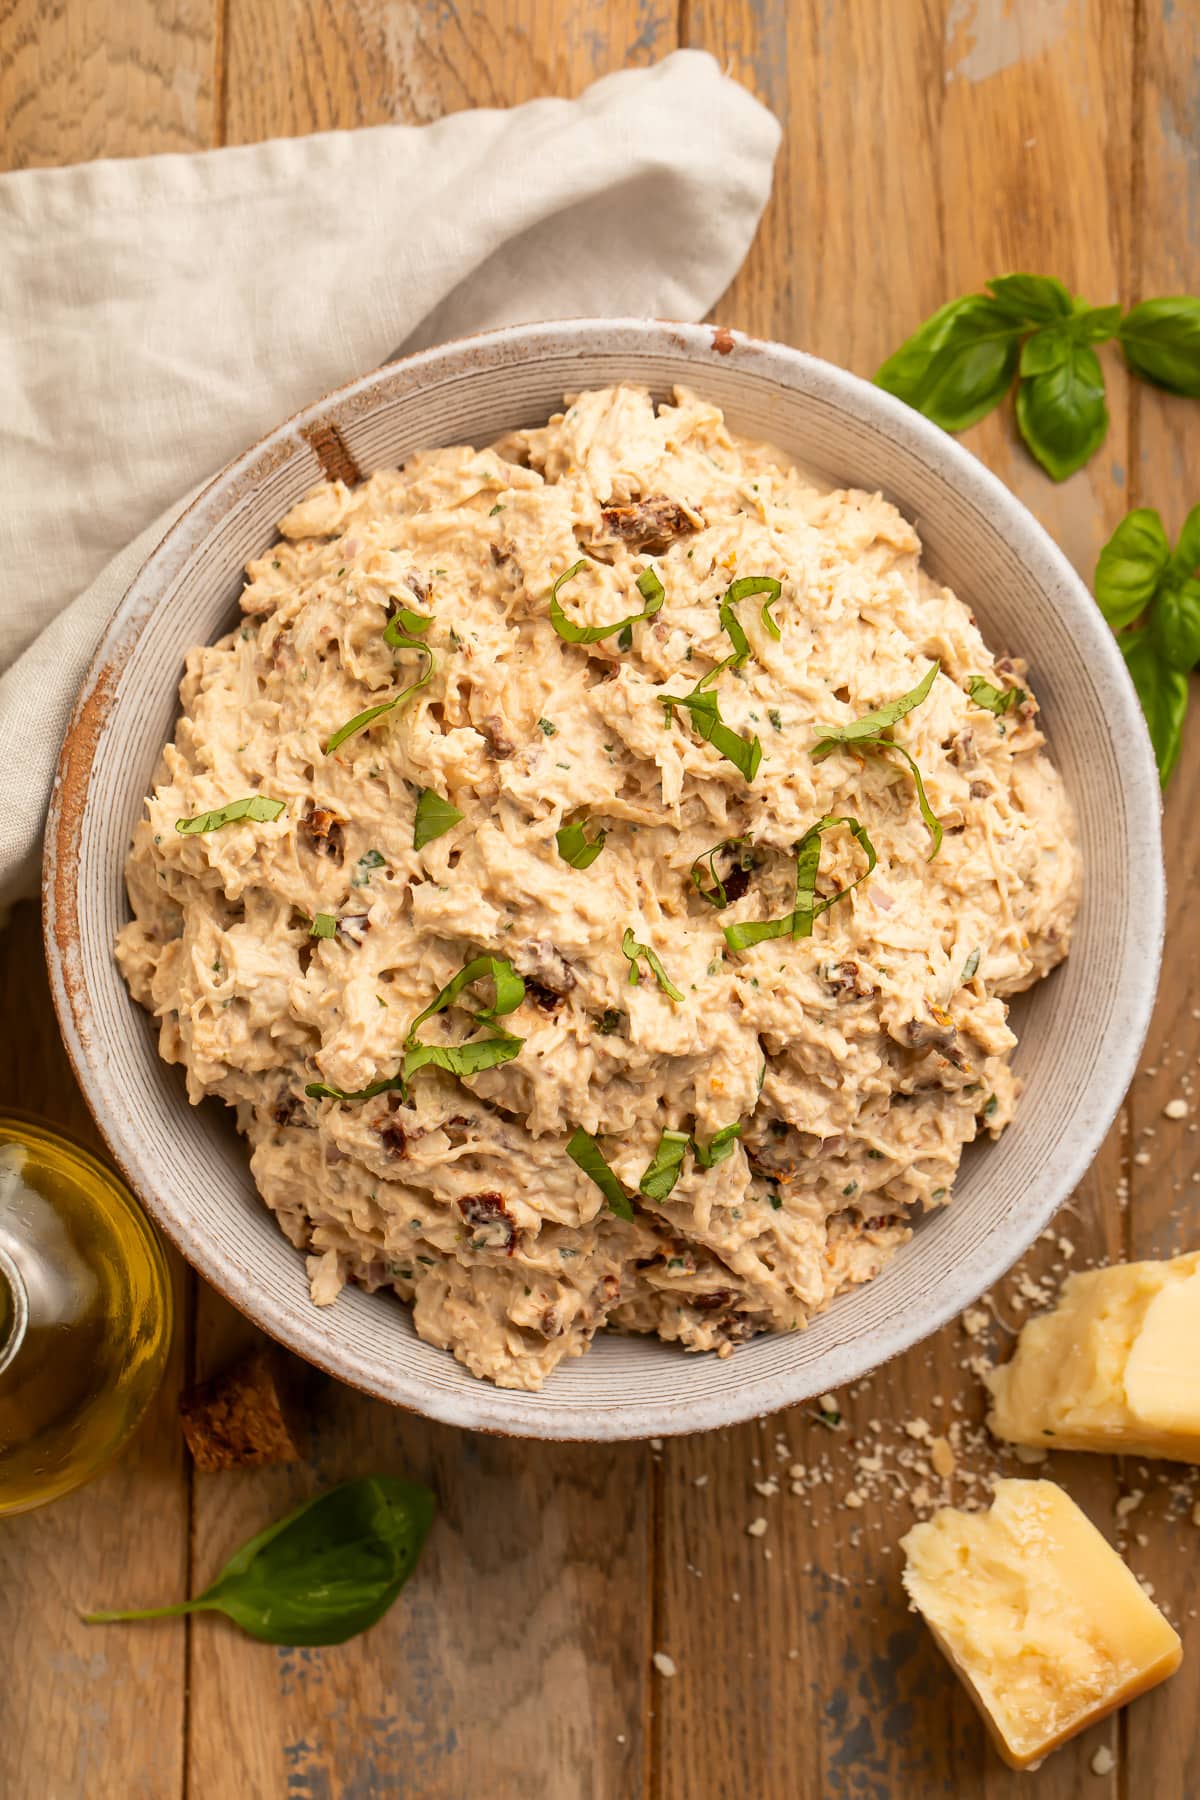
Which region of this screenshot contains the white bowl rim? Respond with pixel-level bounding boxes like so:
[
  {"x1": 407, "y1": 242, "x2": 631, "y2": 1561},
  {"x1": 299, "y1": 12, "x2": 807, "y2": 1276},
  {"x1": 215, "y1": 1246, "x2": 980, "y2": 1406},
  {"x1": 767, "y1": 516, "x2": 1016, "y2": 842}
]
[{"x1": 43, "y1": 316, "x2": 1164, "y2": 1439}]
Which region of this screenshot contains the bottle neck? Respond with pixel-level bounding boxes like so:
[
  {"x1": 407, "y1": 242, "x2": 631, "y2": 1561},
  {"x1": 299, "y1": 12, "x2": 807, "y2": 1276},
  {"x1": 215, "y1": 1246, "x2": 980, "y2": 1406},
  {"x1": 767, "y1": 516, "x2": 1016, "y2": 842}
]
[{"x1": 0, "y1": 1244, "x2": 29, "y2": 1378}]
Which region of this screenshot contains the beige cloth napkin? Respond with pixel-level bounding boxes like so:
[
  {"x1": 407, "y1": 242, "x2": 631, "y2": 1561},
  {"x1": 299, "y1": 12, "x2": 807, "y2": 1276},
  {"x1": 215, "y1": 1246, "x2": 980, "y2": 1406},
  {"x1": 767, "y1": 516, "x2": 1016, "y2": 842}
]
[{"x1": 0, "y1": 50, "x2": 779, "y2": 903}]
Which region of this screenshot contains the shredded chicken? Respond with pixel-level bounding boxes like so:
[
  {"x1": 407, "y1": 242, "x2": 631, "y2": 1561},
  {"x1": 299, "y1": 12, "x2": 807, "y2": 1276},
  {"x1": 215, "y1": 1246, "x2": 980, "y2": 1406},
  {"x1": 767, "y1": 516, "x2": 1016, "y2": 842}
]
[{"x1": 116, "y1": 384, "x2": 1079, "y2": 1390}]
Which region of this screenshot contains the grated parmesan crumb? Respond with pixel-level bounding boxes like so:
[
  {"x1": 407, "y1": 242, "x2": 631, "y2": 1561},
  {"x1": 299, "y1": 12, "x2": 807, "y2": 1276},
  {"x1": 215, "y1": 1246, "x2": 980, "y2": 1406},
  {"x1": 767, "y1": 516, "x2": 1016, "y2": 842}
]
[{"x1": 652, "y1": 1651, "x2": 677, "y2": 1678}]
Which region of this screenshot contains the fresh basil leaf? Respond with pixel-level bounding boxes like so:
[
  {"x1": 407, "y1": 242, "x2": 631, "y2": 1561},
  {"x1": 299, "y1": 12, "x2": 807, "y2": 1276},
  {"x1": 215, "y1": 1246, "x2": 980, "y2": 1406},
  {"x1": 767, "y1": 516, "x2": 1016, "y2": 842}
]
[
  {"x1": 1094, "y1": 508, "x2": 1171, "y2": 629},
  {"x1": 1015, "y1": 343, "x2": 1108, "y2": 480},
  {"x1": 304, "y1": 1076, "x2": 407, "y2": 1103},
  {"x1": 1118, "y1": 297, "x2": 1200, "y2": 397},
  {"x1": 556, "y1": 817, "x2": 608, "y2": 869},
  {"x1": 660, "y1": 685, "x2": 762, "y2": 782},
  {"x1": 722, "y1": 815, "x2": 877, "y2": 952},
  {"x1": 966, "y1": 674, "x2": 1025, "y2": 716},
  {"x1": 639, "y1": 1129, "x2": 691, "y2": 1202},
  {"x1": 413, "y1": 788, "x2": 464, "y2": 850},
  {"x1": 866, "y1": 738, "x2": 943, "y2": 857},
  {"x1": 407, "y1": 954, "x2": 525, "y2": 1040},
  {"x1": 324, "y1": 636, "x2": 434, "y2": 754},
  {"x1": 811, "y1": 662, "x2": 939, "y2": 754},
  {"x1": 548, "y1": 559, "x2": 665, "y2": 644},
  {"x1": 694, "y1": 1123, "x2": 742, "y2": 1169},
  {"x1": 1171, "y1": 504, "x2": 1200, "y2": 582},
  {"x1": 1070, "y1": 302, "x2": 1122, "y2": 342},
  {"x1": 384, "y1": 606, "x2": 432, "y2": 640},
  {"x1": 566, "y1": 1128, "x2": 634, "y2": 1221},
  {"x1": 690, "y1": 836, "x2": 753, "y2": 909},
  {"x1": 403, "y1": 1035, "x2": 523, "y2": 1081},
  {"x1": 310, "y1": 912, "x2": 337, "y2": 938},
  {"x1": 175, "y1": 795, "x2": 286, "y2": 834},
  {"x1": 621, "y1": 928, "x2": 684, "y2": 1002},
  {"x1": 720, "y1": 576, "x2": 784, "y2": 651},
  {"x1": 1118, "y1": 628, "x2": 1189, "y2": 788},
  {"x1": 986, "y1": 274, "x2": 1073, "y2": 322},
  {"x1": 1019, "y1": 326, "x2": 1071, "y2": 377},
  {"x1": 84, "y1": 1477, "x2": 434, "y2": 1646},
  {"x1": 1152, "y1": 576, "x2": 1200, "y2": 674},
  {"x1": 874, "y1": 296, "x2": 1023, "y2": 432}
]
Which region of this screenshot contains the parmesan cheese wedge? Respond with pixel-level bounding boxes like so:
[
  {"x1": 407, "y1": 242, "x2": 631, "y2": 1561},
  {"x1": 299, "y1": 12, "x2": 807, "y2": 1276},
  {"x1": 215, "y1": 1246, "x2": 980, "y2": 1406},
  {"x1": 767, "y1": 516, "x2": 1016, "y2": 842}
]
[
  {"x1": 985, "y1": 1252, "x2": 1200, "y2": 1462},
  {"x1": 901, "y1": 1480, "x2": 1182, "y2": 1769}
]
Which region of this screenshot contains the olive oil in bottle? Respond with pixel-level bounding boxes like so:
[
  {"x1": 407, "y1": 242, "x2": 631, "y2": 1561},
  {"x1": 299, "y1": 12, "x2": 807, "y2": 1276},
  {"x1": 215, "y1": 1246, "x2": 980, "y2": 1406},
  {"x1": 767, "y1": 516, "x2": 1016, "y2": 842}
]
[{"x1": 0, "y1": 1115, "x2": 172, "y2": 1515}]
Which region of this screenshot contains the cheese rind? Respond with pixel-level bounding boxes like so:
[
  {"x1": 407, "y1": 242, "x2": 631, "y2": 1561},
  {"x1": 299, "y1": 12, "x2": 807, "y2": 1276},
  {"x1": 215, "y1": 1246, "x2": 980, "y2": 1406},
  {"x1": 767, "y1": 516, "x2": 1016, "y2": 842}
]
[
  {"x1": 985, "y1": 1252, "x2": 1200, "y2": 1462},
  {"x1": 901, "y1": 1480, "x2": 1182, "y2": 1770}
]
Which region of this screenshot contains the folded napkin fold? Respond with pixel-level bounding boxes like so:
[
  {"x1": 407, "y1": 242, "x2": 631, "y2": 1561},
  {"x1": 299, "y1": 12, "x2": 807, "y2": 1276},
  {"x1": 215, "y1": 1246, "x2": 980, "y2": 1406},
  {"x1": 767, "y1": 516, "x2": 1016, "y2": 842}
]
[{"x1": 0, "y1": 49, "x2": 779, "y2": 904}]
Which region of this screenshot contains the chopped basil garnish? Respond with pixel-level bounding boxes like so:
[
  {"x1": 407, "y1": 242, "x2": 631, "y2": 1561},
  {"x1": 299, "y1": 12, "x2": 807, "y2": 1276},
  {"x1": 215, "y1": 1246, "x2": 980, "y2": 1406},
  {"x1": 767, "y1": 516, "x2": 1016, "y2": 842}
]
[
  {"x1": 175, "y1": 795, "x2": 285, "y2": 834},
  {"x1": 548, "y1": 560, "x2": 665, "y2": 644},
  {"x1": 621, "y1": 928, "x2": 684, "y2": 1001},
  {"x1": 721, "y1": 575, "x2": 783, "y2": 646},
  {"x1": 324, "y1": 615, "x2": 435, "y2": 754},
  {"x1": 811, "y1": 665, "x2": 942, "y2": 858},
  {"x1": 352, "y1": 849, "x2": 385, "y2": 888},
  {"x1": 690, "y1": 836, "x2": 752, "y2": 909},
  {"x1": 639, "y1": 1130, "x2": 691, "y2": 1202},
  {"x1": 556, "y1": 817, "x2": 608, "y2": 869},
  {"x1": 660, "y1": 683, "x2": 762, "y2": 782},
  {"x1": 596, "y1": 1008, "x2": 624, "y2": 1035},
  {"x1": 413, "y1": 789, "x2": 463, "y2": 849},
  {"x1": 966, "y1": 674, "x2": 1026, "y2": 715},
  {"x1": 402, "y1": 954, "x2": 526, "y2": 1085},
  {"x1": 694, "y1": 1122, "x2": 742, "y2": 1168},
  {"x1": 566, "y1": 1128, "x2": 634, "y2": 1221},
  {"x1": 310, "y1": 913, "x2": 337, "y2": 938},
  {"x1": 305, "y1": 1076, "x2": 406, "y2": 1103},
  {"x1": 722, "y1": 815, "x2": 877, "y2": 952}
]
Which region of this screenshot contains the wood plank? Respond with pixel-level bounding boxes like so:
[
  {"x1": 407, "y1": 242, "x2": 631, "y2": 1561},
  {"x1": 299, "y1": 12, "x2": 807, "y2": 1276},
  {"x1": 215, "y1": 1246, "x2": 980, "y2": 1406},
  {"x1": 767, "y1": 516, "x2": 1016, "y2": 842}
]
[
  {"x1": 0, "y1": 903, "x2": 190, "y2": 1800},
  {"x1": 1121, "y1": 3, "x2": 1200, "y2": 1792},
  {"x1": 0, "y1": 0, "x2": 218, "y2": 166},
  {"x1": 187, "y1": 5, "x2": 676, "y2": 1796},
  {"x1": 663, "y1": 3, "x2": 1136, "y2": 1794},
  {"x1": 223, "y1": 0, "x2": 676, "y2": 140}
]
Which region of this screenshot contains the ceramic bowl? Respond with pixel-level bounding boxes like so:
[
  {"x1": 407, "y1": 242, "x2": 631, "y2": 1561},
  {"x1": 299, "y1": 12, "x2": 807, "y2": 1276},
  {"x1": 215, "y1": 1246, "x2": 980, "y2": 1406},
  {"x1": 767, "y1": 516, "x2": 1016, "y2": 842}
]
[{"x1": 44, "y1": 319, "x2": 1163, "y2": 1439}]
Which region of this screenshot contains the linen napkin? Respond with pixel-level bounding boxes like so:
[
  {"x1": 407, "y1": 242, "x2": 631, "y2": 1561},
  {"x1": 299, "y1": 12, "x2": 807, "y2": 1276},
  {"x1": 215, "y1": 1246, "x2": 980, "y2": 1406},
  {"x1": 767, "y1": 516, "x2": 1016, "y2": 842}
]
[{"x1": 0, "y1": 49, "x2": 779, "y2": 904}]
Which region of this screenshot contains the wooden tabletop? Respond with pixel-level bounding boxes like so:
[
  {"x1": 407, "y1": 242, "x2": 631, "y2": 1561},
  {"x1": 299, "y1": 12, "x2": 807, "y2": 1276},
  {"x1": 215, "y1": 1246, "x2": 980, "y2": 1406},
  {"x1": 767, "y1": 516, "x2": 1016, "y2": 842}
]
[{"x1": 3, "y1": 3, "x2": 1198, "y2": 1795}]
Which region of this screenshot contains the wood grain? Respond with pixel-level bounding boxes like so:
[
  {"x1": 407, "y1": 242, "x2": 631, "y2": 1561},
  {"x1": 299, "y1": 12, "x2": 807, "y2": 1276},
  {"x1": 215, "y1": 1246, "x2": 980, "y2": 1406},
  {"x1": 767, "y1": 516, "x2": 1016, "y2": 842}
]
[{"x1": 3, "y1": 1, "x2": 1198, "y2": 1796}]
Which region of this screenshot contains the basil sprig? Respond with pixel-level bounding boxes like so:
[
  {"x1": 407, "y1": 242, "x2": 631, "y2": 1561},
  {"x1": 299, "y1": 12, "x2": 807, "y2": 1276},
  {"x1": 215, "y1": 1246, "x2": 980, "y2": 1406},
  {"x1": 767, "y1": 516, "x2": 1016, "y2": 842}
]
[
  {"x1": 176, "y1": 795, "x2": 285, "y2": 834},
  {"x1": 413, "y1": 788, "x2": 463, "y2": 849},
  {"x1": 1096, "y1": 505, "x2": 1200, "y2": 786},
  {"x1": 723, "y1": 815, "x2": 877, "y2": 952},
  {"x1": 690, "y1": 836, "x2": 753, "y2": 908},
  {"x1": 325, "y1": 609, "x2": 435, "y2": 755},
  {"x1": 556, "y1": 817, "x2": 608, "y2": 869},
  {"x1": 621, "y1": 928, "x2": 684, "y2": 1001},
  {"x1": 566, "y1": 1129, "x2": 634, "y2": 1221},
  {"x1": 402, "y1": 955, "x2": 526, "y2": 1083},
  {"x1": 811, "y1": 665, "x2": 942, "y2": 857},
  {"x1": 966, "y1": 674, "x2": 1025, "y2": 716},
  {"x1": 83, "y1": 1477, "x2": 434, "y2": 1646},
  {"x1": 548, "y1": 561, "x2": 665, "y2": 644},
  {"x1": 876, "y1": 276, "x2": 1200, "y2": 481}
]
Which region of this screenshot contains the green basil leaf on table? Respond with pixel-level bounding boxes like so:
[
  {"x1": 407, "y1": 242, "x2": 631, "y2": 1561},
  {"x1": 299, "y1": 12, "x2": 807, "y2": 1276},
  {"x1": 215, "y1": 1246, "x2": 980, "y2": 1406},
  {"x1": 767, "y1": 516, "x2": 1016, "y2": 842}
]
[
  {"x1": 621, "y1": 928, "x2": 684, "y2": 1002},
  {"x1": 1118, "y1": 628, "x2": 1189, "y2": 788},
  {"x1": 556, "y1": 817, "x2": 608, "y2": 869},
  {"x1": 638, "y1": 1129, "x2": 692, "y2": 1202},
  {"x1": 1069, "y1": 301, "x2": 1123, "y2": 342},
  {"x1": 1015, "y1": 342, "x2": 1108, "y2": 480},
  {"x1": 413, "y1": 788, "x2": 463, "y2": 849},
  {"x1": 175, "y1": 795, "x2": 285, "y2": 834},
  {"x1": 1118, "y1": 297, "x2": 1200, "y2": 397},
  {"x1": 985, "y1": 273, "x2": 1074, "y2": 322},
  {"x1": 1171, "y1": 504, "x2": 1200, "y2": 583},
  {"x1": 874, "y1": 296, "x2": 1023, "y2": 432},
  {"x1": 1094, "y1": 508, "x2": 1172, "y2": 629},
  {"x1": 566, "y1": 1128, "x2": 634, "y2": 1221},
  {"x1": 83, "y1": 1477, "x2": 435, "y2": 1647},
  {"x1": 1018, "y1": 326, "x2": 1073, "y2": 377},
  {"x1": 548, "y1": 560, "x2": 665, "y2": 644},
  {"x1": 1152, "y1": 576, "x2": 1200, "y2": 674}
]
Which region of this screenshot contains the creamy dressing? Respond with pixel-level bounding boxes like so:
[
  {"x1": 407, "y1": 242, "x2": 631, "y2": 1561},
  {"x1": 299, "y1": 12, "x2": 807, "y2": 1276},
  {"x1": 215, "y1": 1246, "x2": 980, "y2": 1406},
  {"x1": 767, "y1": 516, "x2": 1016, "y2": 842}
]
[{"x1": 117, "y1": 385, "x2": 1079, "y2": 1390}]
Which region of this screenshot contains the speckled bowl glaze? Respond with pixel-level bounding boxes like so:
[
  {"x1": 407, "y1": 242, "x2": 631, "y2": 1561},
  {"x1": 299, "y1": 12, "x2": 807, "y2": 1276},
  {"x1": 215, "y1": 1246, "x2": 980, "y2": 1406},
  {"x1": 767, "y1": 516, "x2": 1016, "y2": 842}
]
[{"x1": 44, "y1": 319, "x2": 1163, "y2": 1439}]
